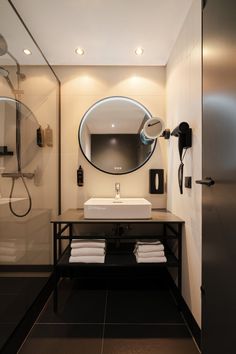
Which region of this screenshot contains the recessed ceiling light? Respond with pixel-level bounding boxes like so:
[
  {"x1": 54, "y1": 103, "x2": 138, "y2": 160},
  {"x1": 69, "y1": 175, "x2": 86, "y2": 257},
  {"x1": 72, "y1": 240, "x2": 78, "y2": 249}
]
[
  {"x1": 135, "y1": 47, "x2": 144, "y2": 56},
  {"x1": 75, "y1": 47, "x2": 85, "y2": 55},
  {"x1": 23, "y1": 49, "x2": 31, "y2": 55},
  {"x1": 111, "y1": 123, "x2": 115, "y2": 128}
]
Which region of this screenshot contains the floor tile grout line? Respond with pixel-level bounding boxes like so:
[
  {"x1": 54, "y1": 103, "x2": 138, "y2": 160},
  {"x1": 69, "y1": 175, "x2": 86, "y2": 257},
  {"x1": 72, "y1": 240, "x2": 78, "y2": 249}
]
[{"x1": 100, "y1": 289, "x2": 108, "y2": 354}]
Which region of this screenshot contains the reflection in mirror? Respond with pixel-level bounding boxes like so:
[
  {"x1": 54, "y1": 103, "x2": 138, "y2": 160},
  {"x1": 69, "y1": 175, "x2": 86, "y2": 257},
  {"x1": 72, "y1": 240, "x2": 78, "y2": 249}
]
[
  {"x1": 0, "y1": 97, "x2": 39, "y2": 173},
  {"x1": 79, "y1": 96, "x2": 161, "y2": 174},
  {"x1": 0, "y1": 96, "x2": 40, "y2": 217}
]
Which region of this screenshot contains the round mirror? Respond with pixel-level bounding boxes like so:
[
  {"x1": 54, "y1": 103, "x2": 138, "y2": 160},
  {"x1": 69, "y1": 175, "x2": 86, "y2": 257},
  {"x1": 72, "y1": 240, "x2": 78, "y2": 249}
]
[
  {"x1": 79, "y1": 96, "x2": 162, "y2": 175},
  {"x1": 0, "y1": 96, "x2": 39, "y2": 172}
]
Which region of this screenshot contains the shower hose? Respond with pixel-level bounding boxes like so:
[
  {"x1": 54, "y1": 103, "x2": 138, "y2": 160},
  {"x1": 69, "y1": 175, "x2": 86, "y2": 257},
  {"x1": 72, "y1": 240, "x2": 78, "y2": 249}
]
[
  {"x1": 9, "y1": 173, "x2": 32, "y2": 217},
  {"x1": 8, "y1": 101, "x2": 32, "y2": 217}
]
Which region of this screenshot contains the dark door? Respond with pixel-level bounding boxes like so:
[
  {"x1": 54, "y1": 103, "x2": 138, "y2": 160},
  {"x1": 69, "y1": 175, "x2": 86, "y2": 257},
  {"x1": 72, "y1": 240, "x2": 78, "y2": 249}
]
[{"x1": 202, "y1": 0, "x2": 236, "y2": 353}]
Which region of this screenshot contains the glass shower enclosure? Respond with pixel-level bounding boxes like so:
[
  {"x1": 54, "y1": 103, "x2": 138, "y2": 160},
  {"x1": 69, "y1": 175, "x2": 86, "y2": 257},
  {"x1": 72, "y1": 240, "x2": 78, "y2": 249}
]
[{"x1": 0, "y1": 0, "x2": 60, "y2": 351}]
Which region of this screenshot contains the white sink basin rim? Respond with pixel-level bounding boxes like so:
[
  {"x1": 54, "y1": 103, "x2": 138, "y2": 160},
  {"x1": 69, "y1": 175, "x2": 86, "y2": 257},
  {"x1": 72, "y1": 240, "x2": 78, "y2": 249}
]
[{"x1": 84, "y1": 198, "x2": 152, "y2": 219}]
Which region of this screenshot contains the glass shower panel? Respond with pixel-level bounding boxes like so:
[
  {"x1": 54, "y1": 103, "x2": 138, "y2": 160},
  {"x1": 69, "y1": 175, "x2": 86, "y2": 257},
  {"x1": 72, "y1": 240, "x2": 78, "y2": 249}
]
[
  {"x1": 0, "y1": 0, "x2": 59, "y2": 350},
  {"x1": 0, "y1": 2, "x2": 59, "y2": 266}
]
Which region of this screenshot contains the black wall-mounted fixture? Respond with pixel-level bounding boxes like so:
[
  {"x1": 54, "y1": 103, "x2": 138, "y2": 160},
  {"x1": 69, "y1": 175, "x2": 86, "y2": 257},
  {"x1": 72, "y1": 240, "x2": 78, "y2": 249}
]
[
  {"x1": 185, "y1": 176, "x2": 192, "y2": 189},
  {"x1": 160, "y1": 129, "x2": 171, "y2": 139},
  {"x1": 149, "y1": 169, "x2": 164, "y2": 194},
  {"x1": 171, "y1": 122, "x2": 192, "y2": 194},
  {"x1": 171, "y1": 122, "x2": 192, "y2": 159},
  {"x1": 0, "y1": 146, "x2": 13, "y2": 156}
]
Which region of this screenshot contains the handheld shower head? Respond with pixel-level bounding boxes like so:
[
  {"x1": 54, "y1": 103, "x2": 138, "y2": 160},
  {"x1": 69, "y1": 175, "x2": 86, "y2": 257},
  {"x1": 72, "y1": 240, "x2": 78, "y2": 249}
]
[
  {"x1": 0, "y1": 34, "x2": 8, "y2": 56},
  {"x1": 18, "y1": 72, "x2": 26, "y2": 81},
  {"x1": 0, "y1": 34, "x2": 26, "y2": 83},
  {"x1": 0, "y1": 66, "x2": 16, "y2": 95}
]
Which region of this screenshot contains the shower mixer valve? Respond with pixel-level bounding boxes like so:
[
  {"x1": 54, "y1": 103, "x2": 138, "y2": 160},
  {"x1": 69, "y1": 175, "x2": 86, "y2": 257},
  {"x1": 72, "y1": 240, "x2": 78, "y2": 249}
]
[{"x1": 2, "y1": 172, "x2": 35, "y2": 179}]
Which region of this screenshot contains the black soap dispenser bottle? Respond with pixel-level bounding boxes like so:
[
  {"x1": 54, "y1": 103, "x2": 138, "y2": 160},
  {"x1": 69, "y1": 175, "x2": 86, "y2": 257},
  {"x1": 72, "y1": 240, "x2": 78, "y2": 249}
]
[
  {"x1": 36, "y1": 126, "x2": 44, "y2": 147},
  {"x1": 77, "y1": 165, "x2": 84, "y2": 186}
]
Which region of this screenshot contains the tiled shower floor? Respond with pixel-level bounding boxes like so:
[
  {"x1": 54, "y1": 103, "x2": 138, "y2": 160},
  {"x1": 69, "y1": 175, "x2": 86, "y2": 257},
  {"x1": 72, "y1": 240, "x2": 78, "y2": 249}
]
[{"x1": 18, "y1": 277, "x2": 200, "y2": 354}]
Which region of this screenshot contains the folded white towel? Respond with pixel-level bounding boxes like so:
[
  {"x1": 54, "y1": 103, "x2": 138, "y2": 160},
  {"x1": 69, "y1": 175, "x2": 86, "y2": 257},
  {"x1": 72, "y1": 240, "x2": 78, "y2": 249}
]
[
  {"x1": 71, "y1": 248, "x2": 105, "y2": 257},
  {"x1": 71, "y1": 239, "x2": 106, "y2": 249},
  {"x1": 0, "y1": 241, "x2": 20, "y2": 248},
  {"x1": 135, "y1": 244, "x2": 164, "y2": 253},
  {"x1": 0, "y1": 253, "x2": 24, "y2": 263},
  {"x1": 136, "y1": 256, "x2": 167, "y2": 263},
  {"x1": 69, "y1": 255, "x2": 105, "y2": 263},
  {"x1": 136, "y1": 240, "x2": 161, "y2": 245},
  {"x1": 0, "y1": 247, "x2": 17, "y2": 256},
  {"x1": 135, "y1": 250, "x2": 165, "y2": 258}
]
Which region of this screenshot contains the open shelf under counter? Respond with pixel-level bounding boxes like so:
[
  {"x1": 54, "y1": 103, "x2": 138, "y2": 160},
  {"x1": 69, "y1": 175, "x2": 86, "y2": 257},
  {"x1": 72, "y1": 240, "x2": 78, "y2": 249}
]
[
  {"x1": 51, "y1": 208, "x2": 184, "y2": 310},
  {"x1": 57, "y1": 247, "x2": 179, "y2": 270}
]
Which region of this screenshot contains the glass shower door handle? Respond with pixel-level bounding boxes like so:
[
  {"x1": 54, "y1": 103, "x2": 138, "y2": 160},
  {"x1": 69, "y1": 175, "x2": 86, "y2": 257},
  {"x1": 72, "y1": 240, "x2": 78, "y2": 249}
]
[{"x1": 195, "y1": 177, "x2": 215, "y2": 186}]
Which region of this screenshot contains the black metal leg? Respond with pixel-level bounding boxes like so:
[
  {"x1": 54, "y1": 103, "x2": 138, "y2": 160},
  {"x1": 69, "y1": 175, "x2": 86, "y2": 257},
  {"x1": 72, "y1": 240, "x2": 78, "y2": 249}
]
[
  {"x1": 53, "y1": 223, "x2": 58, "y2": 266},
  {"x1": 69, "y1": 223, "x2": 73, "y2": 243},
  {"x1": 53, "y1": 222, "x2": 58, "y2": 312},
  {"x1": 58, "y1": 225, "x2": 62, "y2": 256},
  {"x1": 53, "y1": 273, "x2": 58, "y2": 312},
  {"x1": 163, "y1": 223, "x2": 167, "y2": 248}
]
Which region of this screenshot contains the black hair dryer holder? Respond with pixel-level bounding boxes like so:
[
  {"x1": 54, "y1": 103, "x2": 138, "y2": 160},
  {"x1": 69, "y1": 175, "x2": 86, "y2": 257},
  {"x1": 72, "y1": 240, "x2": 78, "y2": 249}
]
[
  {"x1": 171, "y1": 122, "x2": 192, "y2": 194},
  {"x1": 171, "y1": 122, "x2": 192, "y2": 159}
]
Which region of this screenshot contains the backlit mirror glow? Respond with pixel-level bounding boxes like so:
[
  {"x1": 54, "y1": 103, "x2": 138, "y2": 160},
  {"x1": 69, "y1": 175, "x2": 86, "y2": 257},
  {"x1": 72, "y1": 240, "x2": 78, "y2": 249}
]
[{"x1": 79, "y1": 96, "x2": 157, "y2": 175}]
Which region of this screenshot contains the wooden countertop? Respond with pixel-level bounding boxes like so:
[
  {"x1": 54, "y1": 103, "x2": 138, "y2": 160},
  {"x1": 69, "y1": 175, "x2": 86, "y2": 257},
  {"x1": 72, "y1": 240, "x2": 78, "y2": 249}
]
[{"x1": 51, "y1": 209, "x2": 184, "y2": 224}]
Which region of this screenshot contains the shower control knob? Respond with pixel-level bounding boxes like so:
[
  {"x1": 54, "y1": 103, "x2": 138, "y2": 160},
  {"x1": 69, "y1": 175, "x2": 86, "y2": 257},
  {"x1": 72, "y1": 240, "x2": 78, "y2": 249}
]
[{"x1": 195, "y1": 177, "x2": 215, "y2": 186}]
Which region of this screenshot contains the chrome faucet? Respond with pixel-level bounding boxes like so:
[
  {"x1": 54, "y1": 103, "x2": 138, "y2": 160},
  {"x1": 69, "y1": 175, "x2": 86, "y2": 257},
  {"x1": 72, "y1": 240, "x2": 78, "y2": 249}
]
[{"x1": 115, "y1": 182, "x2": 120, "y2": 199}]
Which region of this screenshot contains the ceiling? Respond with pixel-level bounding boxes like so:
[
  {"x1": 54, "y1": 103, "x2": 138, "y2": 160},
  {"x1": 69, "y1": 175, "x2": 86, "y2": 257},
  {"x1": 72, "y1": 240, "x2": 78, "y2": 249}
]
[
  {"x1": 0, "y1": 1, "x2": 46, "y2": 66},
  {"x1": 7, "y1": 0, "x2": 193, "y2": 66}
]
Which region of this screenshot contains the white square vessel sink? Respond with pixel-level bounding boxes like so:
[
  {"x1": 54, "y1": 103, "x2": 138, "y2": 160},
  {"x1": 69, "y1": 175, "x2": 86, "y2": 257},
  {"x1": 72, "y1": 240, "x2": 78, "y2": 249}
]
[{"x1": 84, "y1": 198, "x2": 152, "y2": 219}]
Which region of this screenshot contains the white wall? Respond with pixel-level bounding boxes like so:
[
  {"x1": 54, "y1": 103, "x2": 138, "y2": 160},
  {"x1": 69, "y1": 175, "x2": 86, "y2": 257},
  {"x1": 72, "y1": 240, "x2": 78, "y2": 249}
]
[
  {"x1": 166, "y1": 0, "x2": 202, "y2": 326},
  {"x1": 56, "y1": 66, "x2": 167, "y2": 211}
]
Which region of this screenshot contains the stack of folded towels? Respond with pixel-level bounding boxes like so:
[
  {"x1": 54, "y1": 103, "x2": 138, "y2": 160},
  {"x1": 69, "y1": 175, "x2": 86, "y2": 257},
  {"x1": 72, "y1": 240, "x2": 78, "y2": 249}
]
[
  {"x1": 134, "y1": 240, "x2": 167, "y2": 263},
  {"x1": 0, "y1": 240, "x2": 25, "y2": 263},
  {"x1": 69, "y1": 239, "x2": 106, "y2": 263}
]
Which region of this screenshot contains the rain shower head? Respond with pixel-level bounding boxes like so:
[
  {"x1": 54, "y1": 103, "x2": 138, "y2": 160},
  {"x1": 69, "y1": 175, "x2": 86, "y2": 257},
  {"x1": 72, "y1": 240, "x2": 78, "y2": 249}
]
[
  {"x1": 0, "y1": 34, "x2": 8, "y2": 56},
  {"x1": 0, "y1": 66, "x2": 9, "y2": 77}
]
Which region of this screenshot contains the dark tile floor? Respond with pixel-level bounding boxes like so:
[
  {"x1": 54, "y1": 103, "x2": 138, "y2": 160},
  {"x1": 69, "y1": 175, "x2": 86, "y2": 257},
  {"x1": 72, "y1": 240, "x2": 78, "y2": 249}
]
[
  {"x1": 0, "y1": 276, "x2": 49, "y2": 351},
  {"x1": 18, "y1": 277, "x2": 200, "y2": 354}
]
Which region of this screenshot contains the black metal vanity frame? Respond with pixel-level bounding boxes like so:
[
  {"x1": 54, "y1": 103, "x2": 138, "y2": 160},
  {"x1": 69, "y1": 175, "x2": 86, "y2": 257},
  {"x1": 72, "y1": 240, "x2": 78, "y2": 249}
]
[{"x1": 51, "y1": 209, "x2": 184, "y2": 311}]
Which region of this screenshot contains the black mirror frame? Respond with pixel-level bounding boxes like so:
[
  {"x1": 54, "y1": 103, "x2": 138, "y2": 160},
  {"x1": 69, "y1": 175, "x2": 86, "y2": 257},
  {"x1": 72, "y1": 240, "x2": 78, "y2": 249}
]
[{"x1": 78, "y1": 96, "x2": 157, "y2": 175}]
